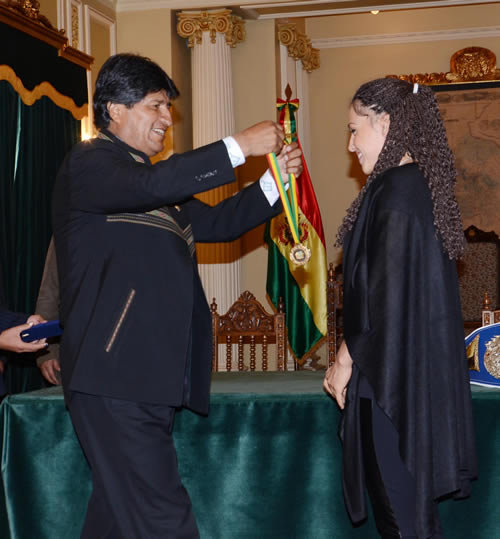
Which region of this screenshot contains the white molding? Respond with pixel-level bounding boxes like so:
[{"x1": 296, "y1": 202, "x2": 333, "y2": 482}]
[
  {"x1": 242, "y1": 0, "x2": 500, "y2": 19},
  {"x1": 312, "y1": 25, "x2": 500, "y2": 49},
  {"x1": 279, "y1": 42, "x2": 288, "y2": 102},
  {"x1": 84, "y1": 6, "x2": 117, "y2": 132},
  {"x1": 57, "y1": 0, "x2": 65, "y2": 30},
  {"x1": 84, "y1": 5, "x2": 117, "y2": 56}
]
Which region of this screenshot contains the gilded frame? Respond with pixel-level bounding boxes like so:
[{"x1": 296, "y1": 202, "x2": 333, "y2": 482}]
[{"x1": 389, "y1": 47, "x2": 500, "y2": 235}]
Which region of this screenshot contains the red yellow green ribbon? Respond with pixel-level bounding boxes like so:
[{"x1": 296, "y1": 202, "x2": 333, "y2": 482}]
[
  {"x1": 269, "y1": 97, "x2": 302, "y2": 245},
  {"x1": 266, "y1": 152, "x2": 299, "y2": 245}
]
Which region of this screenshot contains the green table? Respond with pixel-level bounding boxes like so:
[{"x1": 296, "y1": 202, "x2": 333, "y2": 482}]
[{"x1": 1, "y1": 372, "x2": 498, "y2": 538}]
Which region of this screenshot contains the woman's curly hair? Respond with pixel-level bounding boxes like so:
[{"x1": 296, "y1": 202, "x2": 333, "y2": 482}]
[{"x1": 335, "y1": 77, "x2": 464, "y2": 259}]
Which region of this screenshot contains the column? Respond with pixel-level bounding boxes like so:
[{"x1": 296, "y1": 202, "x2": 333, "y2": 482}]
[{"x1": 177, "y1": 9, "x2": 245, "y2": 316}]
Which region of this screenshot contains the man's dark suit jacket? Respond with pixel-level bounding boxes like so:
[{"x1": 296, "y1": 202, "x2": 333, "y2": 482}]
[{"x1": 52, "y1": 130, "x2": 280, "y2": 414}]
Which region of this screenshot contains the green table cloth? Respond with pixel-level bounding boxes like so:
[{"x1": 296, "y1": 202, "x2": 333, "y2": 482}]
[{"x1": 1, "y1": 372, "x2": 498, "y2": 538}]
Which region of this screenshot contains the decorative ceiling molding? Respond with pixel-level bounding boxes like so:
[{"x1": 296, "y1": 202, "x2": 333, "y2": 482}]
[
  {"x1": 115, "y1": 0, "x2": 500, "y2": 16},
  {"x1": 177, "y1": 9, "x2": 245, "y2": 48},
  {"x1": 278, "y1": 23, "x2": 319, "y2": 72},
  {"x1": 117, "y1": 0, "x2": 228, "y2": 12},
  {"x1": 240, "y1": 0, "x2": 500, "y2": 19},
  {"x1": 312, "y1": 25, "x2": 500, "y2": 49}
]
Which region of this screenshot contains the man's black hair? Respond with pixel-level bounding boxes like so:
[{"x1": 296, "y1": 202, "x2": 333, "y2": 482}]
[{"x1": 93, "y1": 53, "x2": 180, "y2": 129}]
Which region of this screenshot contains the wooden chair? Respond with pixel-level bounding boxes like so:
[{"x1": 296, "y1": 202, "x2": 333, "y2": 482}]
[
  {"x1": 457, "y1": 225, "x2": 499, "y2": 331},
  {"x1": 211, "y1": 291, "x2": 288, "y2": 371},
  {"x1": 481, "y1": 291, "x2": 500, "y2": 326},
  {"x1": 327, "y1": 263, "x2": 343, "y2": 367}
]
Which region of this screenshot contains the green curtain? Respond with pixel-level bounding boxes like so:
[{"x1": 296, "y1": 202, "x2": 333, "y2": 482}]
[
  {"x1": 0, "y1": 80, "x2": 80, "y2": 394},
  {"x1": 11, "y1": 92, "x2": 80, "y2": 312},
  {"x1": 0, "y1": 81, "x2": 18, "y2": 302}
]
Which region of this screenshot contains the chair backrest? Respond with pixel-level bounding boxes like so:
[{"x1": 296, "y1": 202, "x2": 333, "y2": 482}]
[
  {"x1": 327, "y1": 263, "x2": 343, "y2": 367},
  {"x1": 211, "y1": 291, "x2": 287, "y2": 371},
  {"x1": 458, "y1": 225, "x2": 499, "y2": 327},
  {"x1": 482, "y1": 291, "x2": 500, "y2": 326}
]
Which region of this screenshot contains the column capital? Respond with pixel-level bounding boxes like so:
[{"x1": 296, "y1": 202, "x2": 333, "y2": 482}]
[
  {"x1": 177, "y1": 9, "x2": 245, "y2": 49},
  {"x1": 278, "y1": 23, "x2": 320, "y2": 73}
]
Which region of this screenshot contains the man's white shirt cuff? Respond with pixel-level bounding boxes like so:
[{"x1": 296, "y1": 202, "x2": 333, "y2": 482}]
[
  {"x1": 223, "y1": 136, "x2": 245, "y2": 168},
  {"x1": 222, "y1": 136, "x2": 284, "y2": 206},
  {"x1": 259, "y1": 170, "x2": 281, "y2": 206}
]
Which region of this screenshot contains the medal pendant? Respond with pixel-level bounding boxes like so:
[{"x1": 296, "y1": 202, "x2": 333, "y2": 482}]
[{"x1": 290, "y1": 244, "x2": 311, "y2": 266}]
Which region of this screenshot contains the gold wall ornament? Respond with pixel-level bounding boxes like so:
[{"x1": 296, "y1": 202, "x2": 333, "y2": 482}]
[
  {"x1": 277, "y1": 23, "x2": 320, "y2": 73},
  {"x1": 5, "y1": 0, "x2": 61, "y2": 33},
  {"x1": 388, "y1": 47, "x2": 500, "y2": 85},
  {"x1": 449, "y1": 47, "x2": 497, "y2": 81},
  {"x1": 71, "y1": 4, "x2": 79, "y2": 49},
  {"x1": 0, "y1": 2, "x2": 92, "y2": 69},
  {"x1": 176, "y1": 9, "x2": 245, "y2": 48}
]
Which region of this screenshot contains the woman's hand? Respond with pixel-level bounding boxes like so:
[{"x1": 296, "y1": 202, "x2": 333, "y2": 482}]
[
  {"x1": 0, "y1": 323, "x2": 48, "y2": 353},
  {"x1": 323, "y1": 341, "x2": 353, "y2": 409}
]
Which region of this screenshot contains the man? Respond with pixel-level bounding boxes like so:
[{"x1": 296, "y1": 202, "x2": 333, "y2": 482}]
[
  {"x1": 52, "y1": 53, "x2": 302, "y2": 538},
  {"x1": 34, "y1": 238, "x2": 62, "y2": 385}
]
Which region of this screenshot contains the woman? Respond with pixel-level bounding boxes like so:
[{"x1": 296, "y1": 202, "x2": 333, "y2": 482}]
[
  {"x1": 324, "y1": 78, "x2": 477, "y2": 538},
  {"x1": 0, "y1": 307, "x2": 47, "y2": 397}
]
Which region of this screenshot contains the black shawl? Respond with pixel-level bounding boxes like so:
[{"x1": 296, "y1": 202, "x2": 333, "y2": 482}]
[{"x1": 340, "y1": 163, "x2": 477, "y2": 537}]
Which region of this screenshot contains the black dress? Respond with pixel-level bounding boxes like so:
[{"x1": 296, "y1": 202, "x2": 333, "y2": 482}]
[{"x1": 340, "y1": 163, "x2": 477, "y2": 537}]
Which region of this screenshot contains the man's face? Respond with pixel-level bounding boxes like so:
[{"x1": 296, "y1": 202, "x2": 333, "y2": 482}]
[{"x1": 106, "y1": 90, "x2": 172, "y2": 156}]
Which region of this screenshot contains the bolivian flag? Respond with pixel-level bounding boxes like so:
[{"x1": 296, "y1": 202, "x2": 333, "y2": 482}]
[{"x1": 265, "y1": 98, "x2": 327, "y2": 362}]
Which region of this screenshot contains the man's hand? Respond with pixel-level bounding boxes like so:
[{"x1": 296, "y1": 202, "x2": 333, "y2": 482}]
[
  {"x1": 0, "y1": 323, "x2": 48, "y2": 354},
  {"x1": 323, "y1": 341, "x2": 353, "y2": 409},
  {"x1": 27, "y1": 314, "x2": 46, "y2": 325},
  {"x1": 276, "y1": 143, "x2": 303, "y2": 182},
  {"x1": 39, "y1": 358, "x2": 61, "y2": 385},
  {"x1": 233, "y1": 121, "x2": 284, "y2": 158}
]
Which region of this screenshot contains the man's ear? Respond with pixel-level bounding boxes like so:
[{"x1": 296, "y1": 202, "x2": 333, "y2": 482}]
[{"x1": 107, "y1": 102, "x2": 123, "y2": 124}]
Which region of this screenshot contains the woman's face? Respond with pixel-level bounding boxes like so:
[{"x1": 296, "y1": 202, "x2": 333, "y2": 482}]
[{"x1": 347, "y1": 102, "x2": 389, "y2": 175}]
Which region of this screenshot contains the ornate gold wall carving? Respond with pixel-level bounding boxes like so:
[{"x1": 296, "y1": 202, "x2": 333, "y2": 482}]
[
  {"x1": 177, "y1": 9, "x2": 245, "y2": 48},
  {"x1": 388, "y1": 47, "x2": 500, "y2": 84},
  {"x1": 277, "y1": 23, "x2": 320, "y2": 73},
  {"x1": 0, "y1": 0, "x2": 92, "y2": 69},
  {"x1": 5, "y1": 0, "x2": 59, "y2": 32},
  {"x1": 71, "y1": 4, "x2": 79, "y2": 49}
]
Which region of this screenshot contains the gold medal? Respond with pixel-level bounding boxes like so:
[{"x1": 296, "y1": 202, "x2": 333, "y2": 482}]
[{"x1": 290, "y1": 243, "x2": 311, "y2": 266}]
